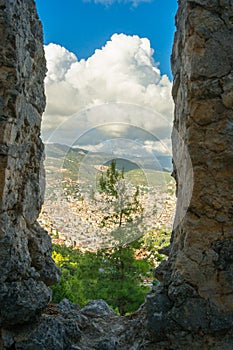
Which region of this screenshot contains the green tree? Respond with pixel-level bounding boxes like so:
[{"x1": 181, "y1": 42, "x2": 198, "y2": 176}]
[
  {"x1": 95, "y1": 160, "x2": 151, "y2": 315},
  {"x1": 96, "y1": 241, "x2": 152, "y2": 315},
  {"x1": 51, "y1": 245, "x2": 102, "y2": 306},
  {"x1": 51, "y1": 161, "x2": 157, "y2": 315},
  {"x1": 98, "y1": 160, "x2": 143, "y2": 244},
  {"x1": 51, "y1": 243, "x2": 153, "y2": 316}
]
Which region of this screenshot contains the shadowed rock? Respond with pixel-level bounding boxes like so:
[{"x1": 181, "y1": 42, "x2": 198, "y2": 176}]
[
  {"x1": 0, "y1": 0, "x2": 60, "y2": 327},
  {"x1": 146, "y1": 0, "x2": 233, "y2": 347},
  {"x1": 0, "y1": 0, "x2": 233, "y2": 349}
]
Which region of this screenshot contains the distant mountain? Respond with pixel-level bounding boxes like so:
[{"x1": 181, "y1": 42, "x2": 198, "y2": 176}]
[
  {"x1": 44, "y1": 143, "x2": 173, "y2": 173},
  {"x1": 45, "y1": 143, "x2": 88, "y2": 159},
  {"x1": 105, "y1": 158, "x2": 140, "y2": 172}
]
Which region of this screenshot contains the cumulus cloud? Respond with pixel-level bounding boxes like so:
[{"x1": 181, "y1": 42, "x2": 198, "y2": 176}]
[
  {"x1": 45, "y1": 44, "x2": 77, "y2": 83},
  {"x1": 43, "y1": 34, "x2": 174, "y2": 155}
]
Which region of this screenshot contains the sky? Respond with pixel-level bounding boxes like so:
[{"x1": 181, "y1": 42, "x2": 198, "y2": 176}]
[
  {"x1": 36, "y1": 0, "x2": 177, "y2": 78},
  {"x1": 35, "y1": 0, "x2": 178, "y2": 158}
]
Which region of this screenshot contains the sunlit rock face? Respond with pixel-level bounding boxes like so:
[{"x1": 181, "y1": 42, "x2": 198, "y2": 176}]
[
  {"x1": 0, "y1": 0, "x2": 60, "y2": 327},
  {"x1": 146, "y1": 0, "x2": 233, "y2": 347},
  {"x1": 0, "y1": 0, "x2": 233, "y2": 348}
]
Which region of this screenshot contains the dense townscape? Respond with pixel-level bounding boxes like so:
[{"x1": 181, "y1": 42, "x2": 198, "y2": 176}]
[{"x1": 39, "y1": 171, "x2": 176, "y2": 250}]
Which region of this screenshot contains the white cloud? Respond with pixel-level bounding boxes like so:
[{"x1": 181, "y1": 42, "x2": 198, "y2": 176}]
[
  {"x1": 45, "y1": 44, "x2": 77, "y2": 83},
  {"x1": 143, "y1": 139, "x2": 172, "y2": 156},
  {"x1": 75, "y1": 139, "x2": 172, "y2": 157},
  {"x1": 82, "y1": 0, "x2": 152, "y2": 6},
  {"x1": 42, "y1": 33, "x2": 174, "y2": 152}
]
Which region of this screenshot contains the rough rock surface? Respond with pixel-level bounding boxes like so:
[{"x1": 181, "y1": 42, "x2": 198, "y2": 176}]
[
  {"x1": 0, "y1": 0, "x2": 60, "y2": 328},
  {"x1": 0, "y1": 0, "x2": 233, "y2": 349},
  {"x1": 0, "y1": 300, "x2": 149, "y2": 350},
  {"x1": 146, "y1": 0, "x2": 233, "y2": 347}
]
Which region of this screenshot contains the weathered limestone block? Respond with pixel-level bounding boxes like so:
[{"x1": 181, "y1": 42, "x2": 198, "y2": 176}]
[
  {"x1": 0, "y1": 0, "x2": 60, "y2": 327},
  {"x1": 147, "y1": 0, "x2": 233, "y2": 346}
]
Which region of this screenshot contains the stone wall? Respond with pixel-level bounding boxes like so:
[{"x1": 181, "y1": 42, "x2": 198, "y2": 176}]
[
  {"x1": 146, "y1": 0, "x2": 233, "y2": 347},
  {"x1": 0, "y1": 0, "x2": 233, "y2": 348},
  {"x1": 0, "y1": 0, "x2": 60, "y2": 327}
]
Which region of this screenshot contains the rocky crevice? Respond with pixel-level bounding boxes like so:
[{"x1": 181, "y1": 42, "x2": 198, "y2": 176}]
[
  {"x1": 0, "y1": 0, "x2": 233, "y2": 349},
  {"x1": 0, "y1": 0, "x2": 60, "y2": 328},
  {"x1": 146, "y1": 0, "x2": 233, "y2": 348}
]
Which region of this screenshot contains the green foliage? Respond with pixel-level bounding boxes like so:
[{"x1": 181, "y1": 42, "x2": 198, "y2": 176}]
[
  {"x1": 52, "y1": 245, "x2": 102, "y2": 306},
  {"x1": 51, "y1": 232, "x2": 171, "y2": 315},
  {"x1": 51, "y1": 243, "x2": 153, "y2": 315},
  {"x1": 96, "y1": 243, "x2": 152, "y2": 315},
  {"x1": 99, "y1": 160, "x2": 143, "y2": 232},
  {"x1": 51, "y1": 161, "x2": 171, "y2": 315},
  {"x1": 139, "y1": 229, "x2": 171, "y2": 263},
  {"x1": 99, "y1": 160, "x2": 124, "y2": 197}
]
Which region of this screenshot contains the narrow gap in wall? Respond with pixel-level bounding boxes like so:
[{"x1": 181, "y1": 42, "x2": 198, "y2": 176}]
[{"x1": 35, "y1": 0, "x2": 178, "y2": 315}]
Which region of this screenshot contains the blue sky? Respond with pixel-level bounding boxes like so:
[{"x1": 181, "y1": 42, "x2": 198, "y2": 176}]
[
  {"x1": 35, "y1": 0, "x2": 177, "y2": 79},
  {"x1": 35, "y1": 0, "x2": 177, "y2": 157},
  {"x1": 35, "y1": 1, "x2": 179, "y2": 239}
]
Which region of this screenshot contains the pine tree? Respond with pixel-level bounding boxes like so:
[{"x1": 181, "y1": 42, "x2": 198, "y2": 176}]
[
  {"x1": 96, "y1": 160, "x2": 150, "y2": 315},
  {"x1": 51, "y1": 161, "x2": 155, "y2": 315},
  {"x1": 99, "y1": 160, "x2": 143, "y2": 244}
]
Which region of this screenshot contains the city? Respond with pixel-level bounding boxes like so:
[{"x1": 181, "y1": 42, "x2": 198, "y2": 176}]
[{"x1": 39, "y1": 164, "x2": 176, "y2": 251}]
